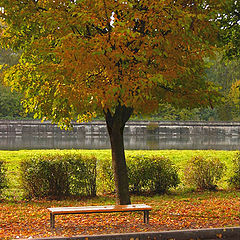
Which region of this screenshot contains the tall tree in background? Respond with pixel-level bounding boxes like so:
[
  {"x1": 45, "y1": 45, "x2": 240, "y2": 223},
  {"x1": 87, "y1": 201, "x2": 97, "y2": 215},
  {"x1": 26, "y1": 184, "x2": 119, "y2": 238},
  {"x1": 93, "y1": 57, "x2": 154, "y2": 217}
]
[
  {"x1": 0, "y1": 47, "x2": 19, "y2": 66},
  {"x1": 0, "y1": 47, "x2": 22, "y2": 118},
  {"x1": 219, "y1": 0, "x2": 240, "y2": 59},
  {"x1": 0, "y1": 0, "x2": 222, "y2": 204},
  {"x1": 217, "y1": 0, "x2": 240, "y2": 119}
]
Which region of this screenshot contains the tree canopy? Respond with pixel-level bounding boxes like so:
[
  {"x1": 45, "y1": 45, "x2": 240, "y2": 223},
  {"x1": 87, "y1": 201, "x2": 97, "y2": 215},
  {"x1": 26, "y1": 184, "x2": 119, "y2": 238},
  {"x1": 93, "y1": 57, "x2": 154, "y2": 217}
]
[
  {"x1": 1, "y1": 0, "x2": 222, "y2": 123},
  {"x1": 0, "y1": 0, "x2": 224, "y2": 204}
]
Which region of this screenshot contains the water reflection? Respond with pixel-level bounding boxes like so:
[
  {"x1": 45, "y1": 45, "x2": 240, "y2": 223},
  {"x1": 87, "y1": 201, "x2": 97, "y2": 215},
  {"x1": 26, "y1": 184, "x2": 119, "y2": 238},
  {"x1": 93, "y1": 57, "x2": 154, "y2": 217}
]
[{"x1": 0, "y1": 134, "x2": 240, "y2": 150}]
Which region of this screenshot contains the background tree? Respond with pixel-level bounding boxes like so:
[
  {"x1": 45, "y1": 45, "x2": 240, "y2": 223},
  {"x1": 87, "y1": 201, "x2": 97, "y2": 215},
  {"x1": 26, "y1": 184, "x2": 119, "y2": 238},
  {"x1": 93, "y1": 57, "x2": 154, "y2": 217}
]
[
  {"x1": 0, "y1": 47, "x2": 23, "y2": 119},
  {"x1": 219, "y1": 0, "x2": 240, "y2": 60},
  {"x1": 0, "y1": 84, "x2": 23, "y2": 118},
  {"x1": 215, "y1": 0, "x2": 240, "y2": 119},
  {"x1": 204, "y1": 56, "x2": 240, "y2": 121},
  {"x1": 0, "y1": 47, "x2": 19, "y2": 66},
  {"x1": 229, "y1": 80, "x2": 240, "y2": 119},
  {"x1": 0, "y1": 0, "x2": 222, "y2": 204}
]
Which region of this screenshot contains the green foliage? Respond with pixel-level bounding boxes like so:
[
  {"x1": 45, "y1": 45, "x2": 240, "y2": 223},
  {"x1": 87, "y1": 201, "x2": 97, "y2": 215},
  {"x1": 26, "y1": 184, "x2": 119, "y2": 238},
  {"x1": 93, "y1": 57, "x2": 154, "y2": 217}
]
[
  {"x1": 97, "y1": 157, "x2": 115, "y2": 194},
  {"x1": 219, "y1": 0, "x2": 240, "y2": 60},
  {"x1": 184, "y1": 156, "x2": 226, "y2": 190},
  {"x1": 128, "y1": 156, "x2": 180, "y2": 194},
  {"x1": 152, "y1": 103, "x2": 202, "y2": 121},
  {"x1": 228, "y1": 152, "x2": 240, "y2": 189},
  {"x1": 204, "y1": 56, "x2": 240, "y2": 121},
  {"x1": 206, "y1": 57, "x2": 240, "y2": 93},
  {"x1": 146, "y1": 56, "x2": 240, "y2": 122},
  {"x1": 69, "y1": 154, "x2": 97, "y2": 197},
  {"x1": 0, "y1": 47, "x2": 20, "y2": 67},
  {"x1": 0, "y1": 47, "x2": 25, "y2": 119},
  {"x1": 20, "y1": 154, "x2": 97, "y2": 199},
  {"x1": 97, "y1": 155, "x2": 180, "y2": 194},
  {"x1": 0, "y1": 84, "x2": 24, "y2": 119},
  {"x1": 0, "y1": 160, "x2": 7, "y2": 196}
]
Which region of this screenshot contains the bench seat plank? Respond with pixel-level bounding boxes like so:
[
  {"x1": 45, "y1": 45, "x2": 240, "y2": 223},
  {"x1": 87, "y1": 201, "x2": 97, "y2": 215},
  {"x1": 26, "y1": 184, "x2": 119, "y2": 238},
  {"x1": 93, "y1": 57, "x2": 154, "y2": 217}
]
[
  {"x1": 48, "y1": 204, "x2": 152, "y2": 214},
  {"x1": 47, "y1": 204, "x2": 152, "y2": 228}
]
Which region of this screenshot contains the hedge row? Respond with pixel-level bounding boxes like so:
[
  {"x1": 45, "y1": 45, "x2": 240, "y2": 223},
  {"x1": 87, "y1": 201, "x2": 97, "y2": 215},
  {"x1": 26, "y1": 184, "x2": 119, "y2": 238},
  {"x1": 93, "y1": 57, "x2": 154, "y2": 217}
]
[
  {"x1": 98, "y1": 155, "x2": 180, "y2": 194},
  {"x1": 1, "y1": 152, "x2": 240, "y2": 199},
  {"x1": 20, "y1": 154, "x2": 180, "y2": 198}
]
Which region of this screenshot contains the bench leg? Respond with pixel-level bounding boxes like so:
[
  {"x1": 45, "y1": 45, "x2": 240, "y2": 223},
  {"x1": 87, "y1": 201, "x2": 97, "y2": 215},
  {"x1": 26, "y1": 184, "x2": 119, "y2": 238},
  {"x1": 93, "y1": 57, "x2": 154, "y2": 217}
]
[
  {"x1": 50, "y1": 213, "x2": 55, "y2": 228},
  {"x1": 144, "y1": 211, "x2": 149, "y2": 224}
]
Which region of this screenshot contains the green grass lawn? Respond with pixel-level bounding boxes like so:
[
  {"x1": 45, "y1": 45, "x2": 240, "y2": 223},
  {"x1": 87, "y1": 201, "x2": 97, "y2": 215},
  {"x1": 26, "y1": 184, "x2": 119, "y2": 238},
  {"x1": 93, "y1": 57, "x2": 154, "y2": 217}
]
[{"x1": 0, "y1": 149, "x2": 238, "y2": 199}]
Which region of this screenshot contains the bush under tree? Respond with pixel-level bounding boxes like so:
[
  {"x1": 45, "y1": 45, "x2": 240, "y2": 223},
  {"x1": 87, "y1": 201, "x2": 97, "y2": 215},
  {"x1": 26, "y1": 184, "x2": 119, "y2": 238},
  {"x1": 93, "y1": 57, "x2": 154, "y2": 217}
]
[
  {"x1": 228, "y1": 152, "x2": 240, "y2": 189},
  {"x1": 128, "y1": 155, "x2": 180, "y2": 194},
  {"x1": 97, "y1": 155, "x2": 180, "y2": 194},
  {"x1": 184, "y1": 156, "x2": 226, "y2": 190}
]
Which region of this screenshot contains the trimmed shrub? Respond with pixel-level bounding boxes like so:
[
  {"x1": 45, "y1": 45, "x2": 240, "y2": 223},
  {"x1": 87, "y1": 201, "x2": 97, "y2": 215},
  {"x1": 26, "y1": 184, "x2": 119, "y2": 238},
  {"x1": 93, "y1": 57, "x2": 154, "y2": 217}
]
[
  {"x1": 228, "y1": 152, "x2": 240, "y2": 189},
  {"x1": 128, "y1": 155, "x2": 180, "y2": 194},
  {"x1": 0, "y1": 160, "x2": 7, "y2": 195},
  {"x1": 69, "y1": 155, "x2": 97, "y2": 196},
  {"x1": 97, "y1": 155, "x2": 180, "y2": 194},
  {"x1": 183, "y1": 156, "x2": 226, "y2": 190},
  {"x1": 97, "y1": 157, "x2": 115, "y2": 194},
  {"x1": 20, "y1": 154, "x2": 96, "y2": 198}
]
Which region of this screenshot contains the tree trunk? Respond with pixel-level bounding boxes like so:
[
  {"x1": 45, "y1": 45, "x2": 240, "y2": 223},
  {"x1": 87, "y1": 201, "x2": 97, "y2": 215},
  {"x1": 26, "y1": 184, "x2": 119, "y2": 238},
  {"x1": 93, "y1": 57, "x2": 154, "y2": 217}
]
[{"x1": 104, "y1": 104, "x2": 133, "y2": 205}]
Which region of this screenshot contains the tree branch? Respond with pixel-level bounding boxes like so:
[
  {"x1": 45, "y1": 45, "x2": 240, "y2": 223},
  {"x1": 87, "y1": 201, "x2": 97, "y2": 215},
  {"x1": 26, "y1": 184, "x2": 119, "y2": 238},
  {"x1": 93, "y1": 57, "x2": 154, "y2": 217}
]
[{"x1": 158, "y1": 84, "x2": 174, "y2": 92}]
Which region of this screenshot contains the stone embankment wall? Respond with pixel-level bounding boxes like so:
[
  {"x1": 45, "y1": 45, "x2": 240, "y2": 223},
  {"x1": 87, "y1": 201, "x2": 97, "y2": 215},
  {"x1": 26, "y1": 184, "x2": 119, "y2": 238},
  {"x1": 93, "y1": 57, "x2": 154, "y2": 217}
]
[
  {"x1": 23, "y1": 227, "x2": 240, "y2": 240},
  {"x1": 0, "y1": 120, "x2": 240, "y2": 137}
]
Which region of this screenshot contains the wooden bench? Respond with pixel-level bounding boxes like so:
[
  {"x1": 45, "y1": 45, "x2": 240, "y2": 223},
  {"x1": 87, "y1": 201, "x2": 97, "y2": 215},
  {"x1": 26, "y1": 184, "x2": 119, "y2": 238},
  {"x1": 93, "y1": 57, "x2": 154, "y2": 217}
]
[{"x1": 47, "y1": 204, "x2": 152, "y2": 228}]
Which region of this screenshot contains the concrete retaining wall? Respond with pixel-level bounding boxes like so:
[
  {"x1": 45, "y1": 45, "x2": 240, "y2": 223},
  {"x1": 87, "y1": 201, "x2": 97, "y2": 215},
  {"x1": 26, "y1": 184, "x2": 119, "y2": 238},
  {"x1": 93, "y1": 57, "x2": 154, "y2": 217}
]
[
  {"x1": 1, "y1": 120, "x2": 240, "y2": 137},
  {"x1": 20, "y1": 227, "x2": 240, "y2": 240}
]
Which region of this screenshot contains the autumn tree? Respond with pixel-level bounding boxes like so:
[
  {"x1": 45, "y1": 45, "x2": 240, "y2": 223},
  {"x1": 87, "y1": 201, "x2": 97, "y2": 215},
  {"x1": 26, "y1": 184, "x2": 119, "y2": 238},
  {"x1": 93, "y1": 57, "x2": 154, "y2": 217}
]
[{"x1": 0, "y1": 0, "x2": 222, "y2": 204}]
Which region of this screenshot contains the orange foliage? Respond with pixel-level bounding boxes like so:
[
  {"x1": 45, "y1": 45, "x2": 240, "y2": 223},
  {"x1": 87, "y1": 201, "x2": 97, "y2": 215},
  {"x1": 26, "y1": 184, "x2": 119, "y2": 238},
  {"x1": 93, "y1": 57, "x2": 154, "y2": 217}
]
[{"x1": 0, "y1": 0, "x2": 222, "y2": 123}]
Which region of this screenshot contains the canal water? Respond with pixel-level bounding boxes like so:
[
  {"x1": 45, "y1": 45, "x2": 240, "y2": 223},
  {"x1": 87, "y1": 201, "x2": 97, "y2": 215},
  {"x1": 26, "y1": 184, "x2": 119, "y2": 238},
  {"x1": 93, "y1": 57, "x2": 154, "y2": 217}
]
[
  {"x1": 0, "y1": 134, "x2": 240, "y2": 150},
  {"x1": 0, "y1": 121, "x2": 240, "y2": 150}
]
